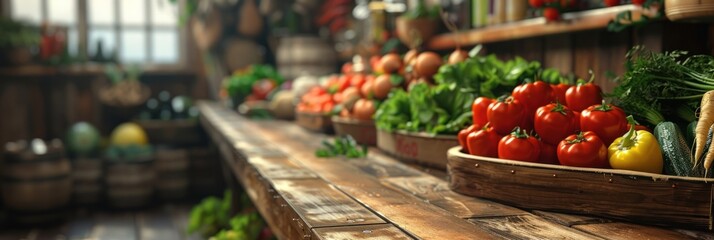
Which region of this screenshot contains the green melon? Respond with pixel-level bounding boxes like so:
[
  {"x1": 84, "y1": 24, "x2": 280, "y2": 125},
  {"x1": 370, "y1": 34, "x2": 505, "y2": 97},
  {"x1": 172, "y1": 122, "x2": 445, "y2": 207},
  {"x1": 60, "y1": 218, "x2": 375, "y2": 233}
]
[{"x1": 67, "y1": 122, "x2": 101, "y2": 157}]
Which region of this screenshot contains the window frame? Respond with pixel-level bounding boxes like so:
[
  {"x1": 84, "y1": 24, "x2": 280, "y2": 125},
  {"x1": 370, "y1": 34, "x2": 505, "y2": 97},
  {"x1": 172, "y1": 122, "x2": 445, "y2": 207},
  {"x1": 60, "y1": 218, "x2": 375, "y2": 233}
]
[{"x1": 4, "y1": 0, "x2": 188, "y2": 68}]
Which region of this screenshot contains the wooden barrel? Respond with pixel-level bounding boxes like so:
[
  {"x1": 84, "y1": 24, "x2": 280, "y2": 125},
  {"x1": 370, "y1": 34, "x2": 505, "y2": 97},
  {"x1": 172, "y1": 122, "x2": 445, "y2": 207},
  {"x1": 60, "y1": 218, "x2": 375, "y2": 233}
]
[
  {"x1": 155, "y1": 148, "x2": 189, "y2": 201},
  {"x1": 276, "y1": 36, "x2": 337, "y2": 80},
  {"x1": 105, "y1": 157, "x2": 155, "y2": 209},
  {"x1": 71, "y1": 158, "x2": 102, "y2": 206},
  {"x1": 188, "y1": 147, "x2": 224, "y2": 198},
  {"x1": 2, "y1": 139, "x2": 72, "y2": 224}
]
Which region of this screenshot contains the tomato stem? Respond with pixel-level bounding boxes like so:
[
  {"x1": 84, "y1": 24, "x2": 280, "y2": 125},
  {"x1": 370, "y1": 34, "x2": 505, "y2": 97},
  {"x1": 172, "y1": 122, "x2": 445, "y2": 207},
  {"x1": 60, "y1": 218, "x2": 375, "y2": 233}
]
[
  {"x1": 618, "y1": 115, "x2": 638, "y2": 150},
  {"x1": 565, "y1": 131, "x2": 587, "y2": 144},
  {"x1": 594, "y1": 100, "x2": 611, "y2": 111},
  {"x1": 550, "y1": 102, "x2": 568, "y2": 115}
]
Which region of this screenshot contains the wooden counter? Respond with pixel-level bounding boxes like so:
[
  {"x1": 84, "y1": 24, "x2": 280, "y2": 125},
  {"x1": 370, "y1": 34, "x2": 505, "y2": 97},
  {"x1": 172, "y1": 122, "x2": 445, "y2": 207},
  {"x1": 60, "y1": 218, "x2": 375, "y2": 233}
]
[{"x1": 198, "y1": 102, "x2": 713, "y2": 239}]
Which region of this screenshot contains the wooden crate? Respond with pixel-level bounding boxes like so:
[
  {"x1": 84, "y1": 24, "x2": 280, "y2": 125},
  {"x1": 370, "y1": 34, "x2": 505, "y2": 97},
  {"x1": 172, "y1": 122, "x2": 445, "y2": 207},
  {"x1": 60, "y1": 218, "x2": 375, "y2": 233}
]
[
  {"x1": 447, "y1": 146, "x2": 714, "y2": 231},
  {"x1": 136, "y1": 120, "x2": 206, "y2": 146},
  {"x1": 295, "y1": 111, "x2": 333, "y2": 133},
  {"x1": 377, "y1": 129, "x2": 459, "y2": 170},
  {"x1": 331, "y1": 116, "x2": 376, "y2": 146}
]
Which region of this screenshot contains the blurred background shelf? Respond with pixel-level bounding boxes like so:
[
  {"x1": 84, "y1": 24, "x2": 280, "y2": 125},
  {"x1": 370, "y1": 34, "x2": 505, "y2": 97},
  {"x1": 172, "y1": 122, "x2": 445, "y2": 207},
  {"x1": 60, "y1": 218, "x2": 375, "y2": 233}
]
[{"x1": 428, "y1": 4, "x2": 643, "y2": 50}]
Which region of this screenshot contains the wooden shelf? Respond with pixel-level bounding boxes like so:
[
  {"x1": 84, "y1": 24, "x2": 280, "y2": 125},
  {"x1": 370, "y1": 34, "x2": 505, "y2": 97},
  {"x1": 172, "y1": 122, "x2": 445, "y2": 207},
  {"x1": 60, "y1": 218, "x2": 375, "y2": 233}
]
[
  {"x1": 427, "y1": 4, "x2": 642, "y2": 50},
  {"x1": 0, "y1": 64, "x2": 195, "y2": 78}
]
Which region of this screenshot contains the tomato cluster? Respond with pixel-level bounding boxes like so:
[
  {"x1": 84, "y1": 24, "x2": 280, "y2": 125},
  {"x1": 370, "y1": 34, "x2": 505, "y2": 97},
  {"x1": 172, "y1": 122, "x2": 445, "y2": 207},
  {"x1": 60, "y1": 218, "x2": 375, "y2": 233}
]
[{"x1": 458, "y1": 80, "x2": 636, "y2": 169}]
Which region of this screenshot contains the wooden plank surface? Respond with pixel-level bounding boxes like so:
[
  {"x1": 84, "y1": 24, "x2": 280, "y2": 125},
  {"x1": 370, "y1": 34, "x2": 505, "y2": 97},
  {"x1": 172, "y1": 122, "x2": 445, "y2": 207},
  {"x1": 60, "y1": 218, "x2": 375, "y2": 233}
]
[
  {"x1": 198, "y1": 102, "x2": 714, "y2": 240},
  {"x1": 246, "y1": 119, "x2": 502, "y2": 240},
  {"x1": 312, "y1": 224, "x2": 414, "y2": 240},
  {"x1": 383, "y1": 175, "x2": 526, "y2": 219},
  {"x1": 533, "y1": 210, "x2": 610, "y2": 227},
  {"x1": 574, "y1": 222, "x2": 700, "y2": 240},
  {"x1": 272, "y1": 179, "x2": 386, "y2": 228},
  {"x1": 248, "y1": 156, "x2": 318, "y2": 180},
  {"x1": 469, "y1": 215, "x2": 600, "y2": 240}
]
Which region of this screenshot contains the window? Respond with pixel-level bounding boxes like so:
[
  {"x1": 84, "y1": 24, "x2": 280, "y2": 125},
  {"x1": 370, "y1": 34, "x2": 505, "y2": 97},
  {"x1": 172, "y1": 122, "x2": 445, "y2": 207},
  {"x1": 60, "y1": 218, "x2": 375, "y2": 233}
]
[{"x1": 7, "y1": 0, "x2": 181, "y2": 65}]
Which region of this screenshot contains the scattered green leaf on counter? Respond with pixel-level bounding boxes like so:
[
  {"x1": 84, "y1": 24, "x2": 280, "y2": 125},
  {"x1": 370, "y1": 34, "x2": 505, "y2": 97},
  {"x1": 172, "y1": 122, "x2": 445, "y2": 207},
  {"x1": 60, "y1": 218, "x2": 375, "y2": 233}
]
[{"x1": 315, "y1": 135, "x2": 368, "y2": 158}]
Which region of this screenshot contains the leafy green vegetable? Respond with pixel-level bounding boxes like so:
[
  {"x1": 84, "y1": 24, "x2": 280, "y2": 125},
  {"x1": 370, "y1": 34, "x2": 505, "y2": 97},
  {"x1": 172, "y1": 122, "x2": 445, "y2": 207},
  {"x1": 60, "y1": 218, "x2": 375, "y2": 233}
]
[
  {"x1": 210, "y1": 212, "x2": 265, "y2": 240},
  {"x1": 375, "y1": 83, "x2": 473, "y2": 135},
  {"x1": 315, "y1": 135, "x2": 368, "y2": 158},
  {"x1": 402, "y1": 0, "x2": 441, "y2": 20},
  {"x1": 224, "y1": 65, "x2": 285, "y2": 104},
  {"x1": 434, "y1": 54, "x2": 542, "y2": 98},
  {"x1": 188, "y1": 190, "x2": 234, "y2": 238},
  {"x1": 610, "y1": 46, "x2": 714, "y2": 126}
]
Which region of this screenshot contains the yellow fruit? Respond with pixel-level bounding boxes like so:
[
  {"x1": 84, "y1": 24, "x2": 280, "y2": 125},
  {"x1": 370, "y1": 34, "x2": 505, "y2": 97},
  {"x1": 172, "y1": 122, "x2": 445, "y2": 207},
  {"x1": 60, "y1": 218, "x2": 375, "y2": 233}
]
[{"x1": 110, "y1": 123, "x2": 148, "y2": 146}]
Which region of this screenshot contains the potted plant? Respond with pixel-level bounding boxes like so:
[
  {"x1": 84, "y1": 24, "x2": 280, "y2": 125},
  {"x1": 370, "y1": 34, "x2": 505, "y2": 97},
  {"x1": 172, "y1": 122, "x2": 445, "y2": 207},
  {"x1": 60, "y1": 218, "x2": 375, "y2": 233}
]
[
  {"x1": 0, "y1": 18, "x2": 40, "y2": 66},
  {"x1": 396, "y1": 0, "x2": 441, "y2": 47},
  {"x1": 98, "y1": 65, "x2": 151, "y2": 120}
]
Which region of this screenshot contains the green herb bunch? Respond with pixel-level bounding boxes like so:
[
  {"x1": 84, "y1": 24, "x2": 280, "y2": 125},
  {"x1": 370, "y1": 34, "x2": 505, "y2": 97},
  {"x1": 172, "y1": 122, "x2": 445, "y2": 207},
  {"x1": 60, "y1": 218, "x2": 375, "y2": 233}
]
[
  {"x1": 315, "y1": 135, "x2": 368, "y2": 158},
  {"x1": 610, "y1": 46, "x2": 714, "y2": 126}
]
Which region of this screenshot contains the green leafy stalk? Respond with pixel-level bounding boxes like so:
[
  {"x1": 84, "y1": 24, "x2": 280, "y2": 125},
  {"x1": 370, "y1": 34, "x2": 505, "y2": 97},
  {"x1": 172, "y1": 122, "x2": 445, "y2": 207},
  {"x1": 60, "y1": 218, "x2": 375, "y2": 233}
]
[{"x1": 315, "y1": 135, "x2": 368, "y2": 158}]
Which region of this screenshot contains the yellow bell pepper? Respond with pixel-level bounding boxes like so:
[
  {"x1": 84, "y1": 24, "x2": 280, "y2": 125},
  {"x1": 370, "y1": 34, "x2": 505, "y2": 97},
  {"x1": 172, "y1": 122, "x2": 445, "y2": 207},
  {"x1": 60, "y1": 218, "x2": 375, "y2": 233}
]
[{"x1": 608, "y1": 116, "x2": 663, "y2": 174}]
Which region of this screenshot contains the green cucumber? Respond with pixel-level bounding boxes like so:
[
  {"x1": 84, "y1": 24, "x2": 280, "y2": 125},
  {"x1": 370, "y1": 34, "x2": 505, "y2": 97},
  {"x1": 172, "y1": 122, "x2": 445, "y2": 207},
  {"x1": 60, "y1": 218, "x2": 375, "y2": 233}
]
[
  {"x1": 654, "y1": 122, "x2": 694, "y2": 177},
  {"x1": 685, "y1": 120, "x2": 697, "y2": 149}
]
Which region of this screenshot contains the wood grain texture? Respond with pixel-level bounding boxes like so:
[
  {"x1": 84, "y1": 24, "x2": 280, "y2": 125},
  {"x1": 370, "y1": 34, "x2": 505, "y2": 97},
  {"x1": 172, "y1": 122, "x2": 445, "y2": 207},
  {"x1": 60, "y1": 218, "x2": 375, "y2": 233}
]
[
  {"x1": 312, "y1": 224, "x2": 414, "y2": 240},
  {"x1": 244, "y1": 114, "x2": 499, "y2": 239},
  {"x1": 532, "y1": 210, "x2": 610, "y2": 227},
  {"x1": 574, "y1": 222, "x2": 700, "y2": 240},
  {"x1": 448, "y1": 147, "x2": 714, "y2": 230},
  {"x1": 350, "y1": 153, "x2": 422, "y2": 179},
  {"x1": 544, "y1": 35, "x2": 573, "y2": 73},
  {"x1": 247, "y1": 156, "x2": 318, "y2": 180},
  {"x1": 383, "y1": 175, "x2": 526, "y2": 219},
  {"x1": 296, "y1": 112, "x2": 334, "y2": 133},
  {"x1": 573, "y1": 30, "x2": 600, "y2": 80},
  {"x1": 332, "y1": 116, "x2": 377, "y2": 146},
  {"x1": 469, "y1": 215, "x2": 600, "y2": 240},
  {"x1": 273, "y1": 179, "x2": 385, "y2": 228},
  {"x1": 597, "y1": 30, "x2": 630, "y2": 94}
]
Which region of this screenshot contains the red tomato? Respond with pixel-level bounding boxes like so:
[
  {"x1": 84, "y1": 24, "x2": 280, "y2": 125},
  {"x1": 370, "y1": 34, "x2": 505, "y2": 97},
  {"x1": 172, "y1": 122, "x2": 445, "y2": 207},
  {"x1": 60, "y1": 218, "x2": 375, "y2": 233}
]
[
  {"x1": 321, "y1": 101, "x2": 335, "y2": 114},
  {"x1": 580, "y1": 103, "x2": 628, "y2": 145},
  {"x1": 551, "y1": 83, "x2": 569, "y2": 104},
  {"x1": 466, "y1": 124, "x2": 502, "y2": 158},
  {"x1": 604, "y1": 0, "x2": 620, "y2": 7},
  {"x1": 512, "y1": 81, "x2": 553, "y2": 120},
  {"x1": 350, "y1": 73, "x2": 366, "y2": 89},
  {"x1": 353, "y1": 99, "x2": 376, "y2": 120},
  {"x1": 472, "y1": 97, "x2": 494, "y2": 128},
  {"x1": 529, "y1": 0, "x2": 544, "y2": 7},
  {"x1": 534, "y1": 102, "x2": 579, "y2": 145},
  {"x1": 342, "y1": 62, "x2": 353, "y2": 74},
  {"x1": 487, "y1": 97, "x2": 527, "y2": 135},
  {"x1": 557, "y1": 131, "x2": 609, "y2": 168},
  {"x1": 458, "y1": 124, "x2": 480, "y2": 153},
  {"x1": 632, "y1": 0, "x2": 644, "y2": 5},
  {"x1": 543, "y1": 7, "x2": 560, "y2": 22},
  {"x1": 565, "y1": 81, "x2": 603, "y2": 112},
  {"x1": 251, "y1": 79, "x2": 277, "y2": 100},
  {"x1": 498, "y1": 128, "x2": 541, "y2": 162},
  {"x1": 539, "y1": 142, "x2": 559, "y2": 164}
]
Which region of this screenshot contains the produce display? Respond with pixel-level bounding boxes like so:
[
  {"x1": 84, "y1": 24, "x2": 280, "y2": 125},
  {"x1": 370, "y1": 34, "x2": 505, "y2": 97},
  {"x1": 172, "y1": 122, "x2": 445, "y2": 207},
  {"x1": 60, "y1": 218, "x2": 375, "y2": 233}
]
[
  {"x1": 453, "y1": 47, "x2": 714, "y2": 178},
  {"x1": 223, "y1": 65, "x2": 284, "y2": 104}
]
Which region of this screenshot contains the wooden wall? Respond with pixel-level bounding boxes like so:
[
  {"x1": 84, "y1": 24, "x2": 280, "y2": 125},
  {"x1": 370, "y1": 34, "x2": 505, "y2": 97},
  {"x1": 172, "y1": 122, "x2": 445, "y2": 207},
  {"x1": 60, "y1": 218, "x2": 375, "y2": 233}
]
[
  {"x1": 480, "y1": 22, "x2": 711, "y2": 94},
  {"x1": 0, "y1": 71, "x2": 197, "y2": 145}
]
